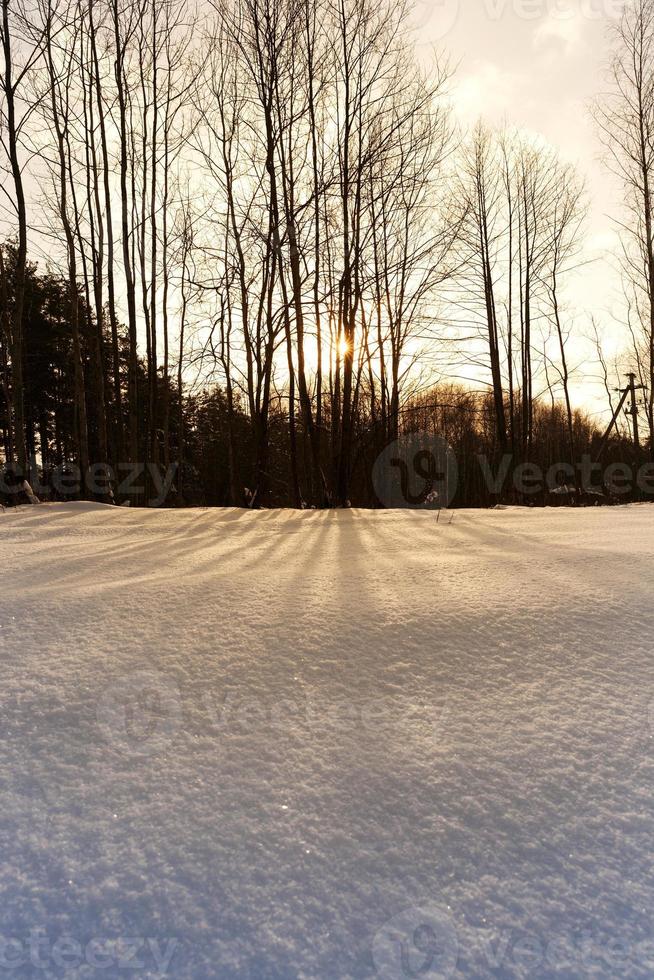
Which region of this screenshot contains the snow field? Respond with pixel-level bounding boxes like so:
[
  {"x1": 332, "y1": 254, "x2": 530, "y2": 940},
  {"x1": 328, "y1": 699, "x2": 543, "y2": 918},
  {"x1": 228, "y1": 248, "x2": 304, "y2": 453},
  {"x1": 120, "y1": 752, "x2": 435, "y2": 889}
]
[{"x1": 1, "y1": 502, "x2": 653, "y2": 978}]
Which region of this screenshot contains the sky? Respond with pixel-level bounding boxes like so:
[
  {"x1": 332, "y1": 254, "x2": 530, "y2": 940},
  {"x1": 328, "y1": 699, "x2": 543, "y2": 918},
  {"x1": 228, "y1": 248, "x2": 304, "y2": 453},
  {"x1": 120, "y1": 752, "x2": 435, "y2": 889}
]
[
  {"x1": 414, "y1": 0, "x2": 631, "y2": 415},
  {"x1": 12, "y1": 0, "x2": 634, "y2": 421}
]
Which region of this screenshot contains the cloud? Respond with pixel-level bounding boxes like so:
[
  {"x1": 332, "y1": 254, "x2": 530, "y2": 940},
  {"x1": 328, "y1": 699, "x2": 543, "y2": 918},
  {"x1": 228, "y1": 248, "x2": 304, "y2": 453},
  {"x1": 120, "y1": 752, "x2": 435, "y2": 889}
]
[
  {"x1": 533, "y1": 6, "x2": 584, "y2": 52},
  {"x1": 455, "y1": 62, "x2": 530, "y2": 125}
]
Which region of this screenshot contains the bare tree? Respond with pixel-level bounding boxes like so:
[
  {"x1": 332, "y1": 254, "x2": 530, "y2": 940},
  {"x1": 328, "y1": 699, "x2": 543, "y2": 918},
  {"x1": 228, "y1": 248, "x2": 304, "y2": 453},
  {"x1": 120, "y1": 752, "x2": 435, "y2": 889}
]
[
  {"x1": 0, "y1": 0, "x2": 45, "y2": 474},
  {"x1": 40, "y1": 0, "x2": 90, "y2": 484},
  {"x1": 595, "y1": 0, "x2": 654, "y2": 452},
  {"x1": 543, "y1": 171, "x2": 586, "y2": 476},
  {"x1": 109, "y1": 0, "x2": 140, "y2": 464},
  {"x1": 453, "y1": 123, "x2": 508, "y2": 452}
]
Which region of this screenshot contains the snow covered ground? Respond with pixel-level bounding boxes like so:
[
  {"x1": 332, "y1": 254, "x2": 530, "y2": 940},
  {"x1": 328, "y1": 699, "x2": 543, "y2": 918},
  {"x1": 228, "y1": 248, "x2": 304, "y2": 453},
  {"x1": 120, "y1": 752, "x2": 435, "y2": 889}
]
[{"x1": 1, "y1": 502, "x2": 653, "y2": 979}]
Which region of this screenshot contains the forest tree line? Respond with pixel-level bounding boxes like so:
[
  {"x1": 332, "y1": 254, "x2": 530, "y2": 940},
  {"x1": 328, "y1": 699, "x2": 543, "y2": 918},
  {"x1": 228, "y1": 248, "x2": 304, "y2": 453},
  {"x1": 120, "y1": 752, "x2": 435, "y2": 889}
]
[{"x1": 0, "y1": 0, "x2": 652, "y2": 507}]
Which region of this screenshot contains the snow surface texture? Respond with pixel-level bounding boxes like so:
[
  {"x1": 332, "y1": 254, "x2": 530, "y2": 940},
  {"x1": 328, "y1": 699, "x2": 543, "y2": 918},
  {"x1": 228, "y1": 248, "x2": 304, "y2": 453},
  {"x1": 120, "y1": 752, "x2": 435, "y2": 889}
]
[{"x1": 1, "y1": 502, "x2": 653, "y2": 979}]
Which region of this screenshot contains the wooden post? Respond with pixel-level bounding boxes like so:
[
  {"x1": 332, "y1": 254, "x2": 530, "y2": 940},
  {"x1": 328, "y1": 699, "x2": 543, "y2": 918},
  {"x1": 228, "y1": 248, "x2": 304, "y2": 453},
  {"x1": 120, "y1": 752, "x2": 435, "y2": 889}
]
[{"x1": 626, "y1": 372, "x2": 643, "y2": 453}]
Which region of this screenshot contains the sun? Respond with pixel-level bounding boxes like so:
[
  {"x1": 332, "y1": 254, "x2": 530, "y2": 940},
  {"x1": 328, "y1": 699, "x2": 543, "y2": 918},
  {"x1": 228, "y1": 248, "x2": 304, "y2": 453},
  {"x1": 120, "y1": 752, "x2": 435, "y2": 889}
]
[{"x1": 338, "y1": 337, "x2": 350, "y2": 359}]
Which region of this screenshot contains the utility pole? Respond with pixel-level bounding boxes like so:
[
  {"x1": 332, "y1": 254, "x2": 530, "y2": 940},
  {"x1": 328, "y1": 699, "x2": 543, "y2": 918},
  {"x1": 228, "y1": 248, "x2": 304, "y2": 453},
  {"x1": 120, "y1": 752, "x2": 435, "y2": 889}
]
[
  {"x1": 625, "y1": 372, "x2": 643, "y2": 453},
  {"x1": 595, "y1": 372, "x2": 646, "y2": 461}
]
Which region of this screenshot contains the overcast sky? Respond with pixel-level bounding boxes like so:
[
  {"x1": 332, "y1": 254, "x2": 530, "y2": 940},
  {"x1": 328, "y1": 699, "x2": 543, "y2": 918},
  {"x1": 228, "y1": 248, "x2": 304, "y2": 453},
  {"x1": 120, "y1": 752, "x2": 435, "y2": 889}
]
[{"x1": 416, "y1": 0, "x2": 629, "y2": 413}]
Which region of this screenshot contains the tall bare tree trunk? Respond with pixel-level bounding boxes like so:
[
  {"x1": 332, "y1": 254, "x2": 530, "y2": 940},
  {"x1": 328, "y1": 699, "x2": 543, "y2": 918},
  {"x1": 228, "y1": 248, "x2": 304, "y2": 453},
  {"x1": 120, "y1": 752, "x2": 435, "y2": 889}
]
[{"x1": 1, "y1": 0, "x2": 29, "y2": 475}]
